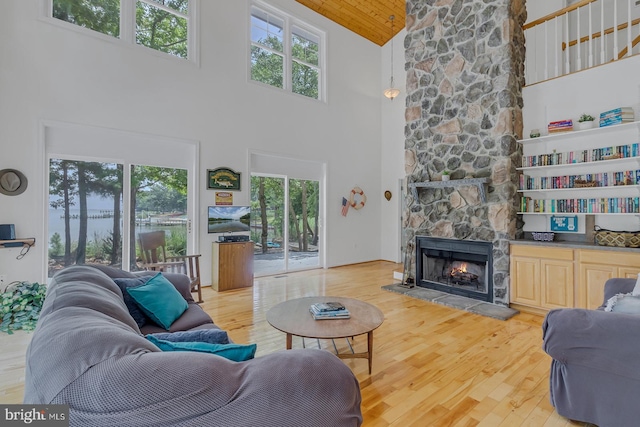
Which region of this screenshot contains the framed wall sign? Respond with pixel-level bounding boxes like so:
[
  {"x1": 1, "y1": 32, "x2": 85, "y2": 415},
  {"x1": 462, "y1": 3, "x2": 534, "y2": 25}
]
[
  {"x1": 550, "y1": 215, "x2": 578, "y2": 232},
  {"x1": 215, "y1": 192, "x2": 233, "y2": 205},
  {"x1": 207, "y1": 167, "x2": 241, "y2": 191}
]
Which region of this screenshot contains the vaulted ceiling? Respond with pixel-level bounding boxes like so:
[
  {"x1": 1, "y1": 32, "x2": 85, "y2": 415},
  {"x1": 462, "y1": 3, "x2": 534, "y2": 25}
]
[{"x1": 296, "y1": 0, "x2": 406, "y2": 46}]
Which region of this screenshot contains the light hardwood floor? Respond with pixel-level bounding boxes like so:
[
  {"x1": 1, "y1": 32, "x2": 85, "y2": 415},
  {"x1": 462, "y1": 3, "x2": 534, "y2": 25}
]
[{"x1": 0, "y1": 261, "x2": 591, "y2": 426}]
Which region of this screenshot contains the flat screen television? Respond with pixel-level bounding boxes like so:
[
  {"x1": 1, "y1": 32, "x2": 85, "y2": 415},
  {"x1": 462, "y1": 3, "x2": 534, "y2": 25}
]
[{"x1": 208, "y1": 206, "x2": 251, "y2": 233}]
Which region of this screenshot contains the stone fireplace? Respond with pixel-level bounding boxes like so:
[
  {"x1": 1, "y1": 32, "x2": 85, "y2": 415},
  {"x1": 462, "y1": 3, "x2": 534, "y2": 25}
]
[{"x1": 403, "y1": 0, "x2": 527, "y2": 306}]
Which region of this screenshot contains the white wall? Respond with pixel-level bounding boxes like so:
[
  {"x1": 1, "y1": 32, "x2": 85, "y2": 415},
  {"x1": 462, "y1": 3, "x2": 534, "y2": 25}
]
[
  {"x1": 379, "y1": 29, "x2": 407, "y2": 263},
  {"x1": 0, "y1": 0, "x2": 385, "y2": 284}
]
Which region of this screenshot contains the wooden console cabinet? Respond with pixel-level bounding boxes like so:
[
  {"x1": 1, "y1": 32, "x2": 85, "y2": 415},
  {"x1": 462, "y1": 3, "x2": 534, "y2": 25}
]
[
  {"x1": 510, "y1": 245, "x2": 574, "y2": 312},
  {"x1": 510, "y1": 243, "x2": 640, "y2": 313},
  {"x1": 578, "y1": 249, "x2": 640, "y2": 309},
  {"x1": 211, "y1": 242, "x2": 254, "y2": 292}
]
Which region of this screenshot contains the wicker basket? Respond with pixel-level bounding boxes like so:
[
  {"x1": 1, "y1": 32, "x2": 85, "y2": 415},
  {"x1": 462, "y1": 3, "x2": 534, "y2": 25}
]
[
  {"x1": 532, "y1": 232, "x2": 555, "y2": 242},
  {"x1": 594, "y1": 227, "x2": 640, "y2": 248}
]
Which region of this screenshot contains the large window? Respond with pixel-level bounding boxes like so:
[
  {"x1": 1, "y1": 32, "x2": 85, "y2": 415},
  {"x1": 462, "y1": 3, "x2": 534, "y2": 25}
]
[
  {"x1": 44, "y1": 122, "x2": 198, "y2": 277},
  {"x1": 50, "y1": 0, "x2": 195, "y2": 60},
  {"x1": 250, "y1": 3, "x2": 323, "y2": 100}
]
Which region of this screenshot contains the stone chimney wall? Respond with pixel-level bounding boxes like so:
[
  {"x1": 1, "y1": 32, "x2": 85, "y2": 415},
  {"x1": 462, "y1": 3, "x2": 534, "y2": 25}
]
[{"x1": 403, "y1": 0, "x2": 527, "y2": 305}]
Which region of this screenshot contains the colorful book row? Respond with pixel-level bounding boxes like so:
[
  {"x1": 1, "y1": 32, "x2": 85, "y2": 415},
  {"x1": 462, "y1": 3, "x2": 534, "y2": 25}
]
[
  {"x1": 522, "y1": 143, "x2": 640, "y2": 168},
  {"x1": 520, "y1": 170, "x2": 639, "y2": 190},
  {"x1": 520, "y1": 197, "x2": 640, "y2": 214}
]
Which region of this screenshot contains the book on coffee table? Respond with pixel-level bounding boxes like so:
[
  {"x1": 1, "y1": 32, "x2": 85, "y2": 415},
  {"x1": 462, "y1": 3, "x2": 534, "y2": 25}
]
[
  {"x1": 309, "y1": 303, "x2": 350, "y2": 320},
  {"x1": 310, "y1": 302, "x2": 345, "y2": 313}
]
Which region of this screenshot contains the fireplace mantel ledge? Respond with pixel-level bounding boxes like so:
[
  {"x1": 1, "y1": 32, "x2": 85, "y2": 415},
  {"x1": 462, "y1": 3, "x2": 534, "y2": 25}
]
[{"x1": 409, "y1": 178, "x2": 490, "y2": 202}]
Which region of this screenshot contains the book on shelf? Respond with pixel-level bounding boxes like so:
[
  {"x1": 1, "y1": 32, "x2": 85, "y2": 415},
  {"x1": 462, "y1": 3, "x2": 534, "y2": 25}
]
[
  {"x1": 600, "y1": 107, "x2": 634, "y2": 117},
  {"x1": 520, "y1": 196, "x2": 640, "y2": 214},
  {"x1": 547, "y1": 119, "x2": 573, "y2": 133},
  {"x1": 599, "y1": 107, "x2": 635, "y2": 127},
  {"x1": 521, "y1": 143, "x2": 639, "y2": 167},
  {"x1": 519, "y1": 168, "x2": 640, "y2": 190}
]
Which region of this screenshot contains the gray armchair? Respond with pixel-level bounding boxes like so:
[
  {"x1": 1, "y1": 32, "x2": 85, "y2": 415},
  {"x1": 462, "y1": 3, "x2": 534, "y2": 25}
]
[{"x1": 543, "y1": 278, "x2": 640, "y2": 427}]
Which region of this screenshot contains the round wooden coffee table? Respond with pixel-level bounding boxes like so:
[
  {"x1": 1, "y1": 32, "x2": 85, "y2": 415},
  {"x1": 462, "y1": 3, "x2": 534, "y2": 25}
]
[{"x1": 266, "y1": 296, "x2": 384, "y2": 374}]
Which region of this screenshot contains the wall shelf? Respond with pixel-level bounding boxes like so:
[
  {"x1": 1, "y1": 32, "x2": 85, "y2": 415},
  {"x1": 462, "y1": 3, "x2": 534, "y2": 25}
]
[
  {"x1": 518, "y1": 185, "x2": 640, "y2": 195},
  {"x1": 0, "y1": 238, "x2": 35, "y2": 249},
  {"x1": 409, "y1": 178, "x2": 490, "y2": 202},
  {"x1": 518, "y1": 212, "x2": 640, "y2": 216},
  {"x1": 517, "y1": 156, "x2": 640, "y2": 173},
  {"x1": 518, "y1": 121, "x2": 639, "y2": 145}
]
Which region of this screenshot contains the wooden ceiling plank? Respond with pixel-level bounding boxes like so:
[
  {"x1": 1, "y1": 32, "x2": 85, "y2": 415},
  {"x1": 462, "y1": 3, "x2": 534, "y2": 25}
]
[{"x1": 296, "y1": 0, "x2": 405, "y2": 46}]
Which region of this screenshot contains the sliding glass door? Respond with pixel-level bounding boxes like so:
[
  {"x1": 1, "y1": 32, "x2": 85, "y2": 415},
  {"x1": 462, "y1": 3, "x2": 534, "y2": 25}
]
[
  {"x1": 250, "y1": 174, "x2": 320, "y2": 276},
  {"x1": 287, "y1": 178, "x2": 319, "y2": 270}
]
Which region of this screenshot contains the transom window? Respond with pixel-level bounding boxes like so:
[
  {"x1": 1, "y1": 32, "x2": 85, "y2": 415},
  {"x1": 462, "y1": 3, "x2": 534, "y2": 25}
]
[
  {"x1": 50, "y1": 0, "x2": 195, "y2": 60},
  {"x1": 250, "y1": 3, "x2": 324, "y2": 101}
]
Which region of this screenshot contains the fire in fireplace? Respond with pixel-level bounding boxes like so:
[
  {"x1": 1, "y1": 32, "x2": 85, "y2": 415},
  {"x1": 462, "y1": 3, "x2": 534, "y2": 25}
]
[{"x1": 415, "y1": 236, "x2": 493, "y2": 302}]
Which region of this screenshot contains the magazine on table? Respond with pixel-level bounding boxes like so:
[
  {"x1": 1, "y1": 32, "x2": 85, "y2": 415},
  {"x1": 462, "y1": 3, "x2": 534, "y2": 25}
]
[
  {"x1": 310, "y1": 302, "x2": 346, "y2": 313},
  {"x1": 309, "y1": 302, "x2": 350, "y2": 320}
]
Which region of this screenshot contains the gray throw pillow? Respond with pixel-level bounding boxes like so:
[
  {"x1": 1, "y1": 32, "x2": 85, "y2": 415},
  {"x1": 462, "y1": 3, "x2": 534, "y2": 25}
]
[{"x1": 149, "y1": 329, "x2": 230, "y2": 345}]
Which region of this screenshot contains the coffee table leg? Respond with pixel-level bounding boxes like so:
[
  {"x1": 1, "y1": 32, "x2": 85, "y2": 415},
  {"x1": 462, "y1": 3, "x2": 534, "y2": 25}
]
[
  {"x1": 286, "y1": 333, "x2": 292, "y2": 350},
  {"x1": 367, "y1": 331, "x2": 373, "y2": 374}
]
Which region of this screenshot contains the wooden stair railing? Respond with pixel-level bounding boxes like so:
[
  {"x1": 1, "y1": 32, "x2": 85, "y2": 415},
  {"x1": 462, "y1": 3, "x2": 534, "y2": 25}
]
[
  {"x1": 561, "y1": 18, "x2": 640, "y2": 52},
  {"x1": 522, "y1": 0, "x2": 597, "y2": 31},
  {"x1": 617, "y1": 34, "x2": 640, "y2": 60}
]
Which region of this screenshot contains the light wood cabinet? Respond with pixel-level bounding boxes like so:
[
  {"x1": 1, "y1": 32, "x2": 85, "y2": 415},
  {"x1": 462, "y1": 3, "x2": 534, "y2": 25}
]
[
  {"x1": 511, "y1": 244, "x2": 640, "y2": 313},
  {"x1": 510, "y1": 245, "x2": 573, "y2": 311},
  {"x1": 211, "y1": 242, "x2": 254, "y2": 292},
  {"x1": 577, "y1": 249, "x2": 640, "y2": 309}
]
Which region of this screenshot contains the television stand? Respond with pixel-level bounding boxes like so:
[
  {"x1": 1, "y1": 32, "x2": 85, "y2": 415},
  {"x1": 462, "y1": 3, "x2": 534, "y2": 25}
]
[{"x1": 211, "y1": 241, "x2": 254, "y2": 291}]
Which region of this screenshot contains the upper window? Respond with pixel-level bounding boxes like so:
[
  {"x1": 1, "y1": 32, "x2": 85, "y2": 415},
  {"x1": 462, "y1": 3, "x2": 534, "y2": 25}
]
[
  {"x1": 51, "y1": 0, "x2": 194, "y2": 60},
  {"x1": 250, "y1": 3, "x2": 324, "y2": 101}
]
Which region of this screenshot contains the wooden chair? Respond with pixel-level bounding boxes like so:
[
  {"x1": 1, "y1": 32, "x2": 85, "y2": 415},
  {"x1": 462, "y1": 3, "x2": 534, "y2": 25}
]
[{"x1": 138, "y1": 230, "x2": 202, "y2": 303}]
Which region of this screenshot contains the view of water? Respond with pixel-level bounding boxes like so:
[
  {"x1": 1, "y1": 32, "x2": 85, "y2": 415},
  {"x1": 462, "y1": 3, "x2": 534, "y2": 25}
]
[{"x1": 48, "y1": 209, "x2": 185, "y2": 246}]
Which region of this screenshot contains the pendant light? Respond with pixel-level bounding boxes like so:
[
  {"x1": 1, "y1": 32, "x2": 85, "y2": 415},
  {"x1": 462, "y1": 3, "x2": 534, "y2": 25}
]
[{"x1": 383, "y1": 15, "x2": 400, "y2": 100}]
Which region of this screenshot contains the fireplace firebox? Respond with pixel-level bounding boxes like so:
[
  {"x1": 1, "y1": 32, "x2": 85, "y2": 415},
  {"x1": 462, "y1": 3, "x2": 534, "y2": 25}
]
[{"x1": 415, "y1": 236, "x2": 493, "y2": 302}]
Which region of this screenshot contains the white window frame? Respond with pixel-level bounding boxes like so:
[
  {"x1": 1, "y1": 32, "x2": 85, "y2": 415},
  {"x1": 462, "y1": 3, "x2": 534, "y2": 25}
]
[
  {"x1": 249, "y1": 1, "x2": 326, "y2": 102},
  {"x1": 41, "y1": 0, "x2": 199, "y2": 64}
]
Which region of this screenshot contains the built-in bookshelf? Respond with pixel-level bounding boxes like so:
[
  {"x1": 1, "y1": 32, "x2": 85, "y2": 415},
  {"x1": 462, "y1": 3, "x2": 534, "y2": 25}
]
[{"x1": 518, "y1": 120, "x2": 640, "y2": 216}]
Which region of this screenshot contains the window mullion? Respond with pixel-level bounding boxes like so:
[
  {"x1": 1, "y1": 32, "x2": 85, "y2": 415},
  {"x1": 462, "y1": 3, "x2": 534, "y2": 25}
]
[
  {"x1": 188, "y1": 0, "x2": 197, "y2": 63},
  {"x1": 283, "y1": 17, "x2": 291, "y2": 92},
  {"x1": 120, "y1": 0, "x2": 135, "y2": 43},
  {"x1": 137, "y1": 0, "x2": 189, "y2": 20}
]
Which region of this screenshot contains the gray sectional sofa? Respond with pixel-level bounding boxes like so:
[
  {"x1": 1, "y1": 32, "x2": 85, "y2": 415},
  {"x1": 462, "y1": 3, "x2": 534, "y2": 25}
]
[
  {"x1": 24, "y1": 265, "x2": 363, "y2": 426},
  {"x1": 543, "y1": 277, "x2": 640, "y2": 427}
]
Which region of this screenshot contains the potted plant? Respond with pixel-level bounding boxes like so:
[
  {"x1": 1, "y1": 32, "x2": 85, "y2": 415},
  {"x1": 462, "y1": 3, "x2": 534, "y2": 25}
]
[
  {"x1": 578, "y1": 113, "x2": 595, "y2": 130},
  {"x1": 442, "y1": 170, "x2": 451, "y2": 181},
  {"x1": 0, "y1": 281, "x2": 47, "y2": 334}
]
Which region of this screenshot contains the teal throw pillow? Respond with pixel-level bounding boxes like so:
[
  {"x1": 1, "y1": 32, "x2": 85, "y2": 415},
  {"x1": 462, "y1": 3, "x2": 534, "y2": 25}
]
[
  {"x1": 146, "y1": 335, "x2": 257, "y2": 362},
  {"x1": 126, "y1": 273, "x2": 188, "y2": 330}
]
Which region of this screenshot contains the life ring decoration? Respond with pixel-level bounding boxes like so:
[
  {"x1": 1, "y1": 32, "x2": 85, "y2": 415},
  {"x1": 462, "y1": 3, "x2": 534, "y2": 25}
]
[{"x1": 349, "y1": 186, "x2": 367, "y2": 210}]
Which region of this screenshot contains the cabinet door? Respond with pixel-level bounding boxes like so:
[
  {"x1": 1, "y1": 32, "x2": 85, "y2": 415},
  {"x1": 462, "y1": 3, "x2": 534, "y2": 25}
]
[
  {"x1": 618, "y1": 267, "x2": 640, "y2": 279},
  {"x1": 541, "y1": 259, "x2": 574, "y2": 309},
  {"x1": 578, "y1": 262, "x2": 616, "y2": 309},
  {"x1": 510, "y1": 256, "x2": 541, "y2": 307}
]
